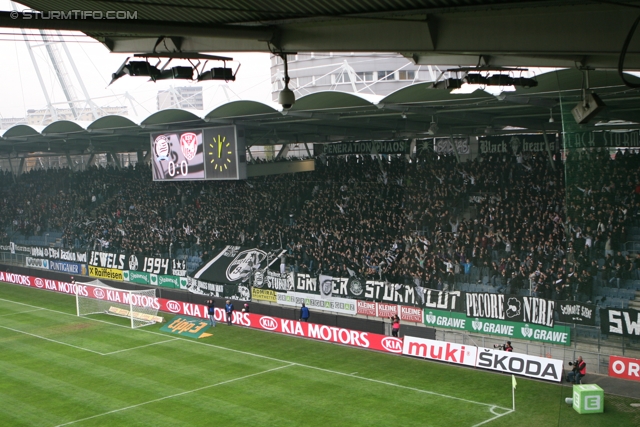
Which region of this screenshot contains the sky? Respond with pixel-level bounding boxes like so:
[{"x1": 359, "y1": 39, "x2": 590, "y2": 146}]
[{"x1": 0, "y1": 0, "x2": 274, "y2": 120}]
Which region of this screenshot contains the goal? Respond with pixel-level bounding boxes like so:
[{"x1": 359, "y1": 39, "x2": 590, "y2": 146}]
[{"x1": 76, "y1": 280, "x2": 161, "y2": 328}]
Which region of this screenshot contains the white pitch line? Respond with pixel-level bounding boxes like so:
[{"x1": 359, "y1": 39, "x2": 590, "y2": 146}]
[
  {"x1": 471, "y1": 407, "x2": 514, "y2": 427},
  {"x1": 54, "y1": 364, "x2": 295, "y2": 427},
  {"x1": 0, "y1": 297, "x2": 513, "y2": 415},
  {"x1": 0, "y1": 308, "x2": 42, "y2": 317},
  {"x1": 102, "y1": 338, "x2": 179, "y2": 355},
  {"x1": 0, "y1": 325, "x2": 104, "y2": 355}
]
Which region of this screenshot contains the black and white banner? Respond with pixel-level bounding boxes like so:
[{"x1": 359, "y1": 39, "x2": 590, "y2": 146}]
[
  {"x1": 465, "y1": 293, "x2": 555, "y2": 328},
  {"x1": 253, "y1": 270, "x2": 294, "y2": 291},
  {"x1": 89, "y1": 251, "x2": 176, "y2": 275},
  {"x1": 182, "y1": 276, "x2": 251, "y2": 301},
  {"x1": 193, "y1": 245, "x2": 285, "y2": 285},
  {"x1": 555, "y1": 301, "x2": 596, "y2": 326},
  {"x1": 433, "y1": 137, "x2": 470, "y2": 155},
  {"x1": 29, "y1": 246, "x2": 87, "y2": 263},
  {"x1": 600, "y1": 308, "x2": 640, "y2": 337},
  {"x1": 479, "y1": 134, "x2": 558, "y2": 154},
  {"x1": 294, "y1": 274, "x2": 460, "y2": 310},
  {"x1": 316, "y1": 140, "x2": 411, "y2": 156},
  {"x1": 0, "y1": 242, "x2": 31, "y2": 255}
]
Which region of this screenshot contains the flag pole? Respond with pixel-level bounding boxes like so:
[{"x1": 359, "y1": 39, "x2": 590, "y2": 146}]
[{"x1": 511, "y1": 374, "x2": 517, "y2": 411}]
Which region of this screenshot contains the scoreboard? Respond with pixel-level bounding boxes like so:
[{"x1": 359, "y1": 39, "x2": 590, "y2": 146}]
[{"x1": 151, "y1": 125, "x2": 247, "y2": 181}]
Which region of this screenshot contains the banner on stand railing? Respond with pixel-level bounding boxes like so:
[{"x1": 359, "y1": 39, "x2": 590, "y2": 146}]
[
  {"x1": 276, "y1": 291, "x2": 356, "y2": 316},
  {"x1": 465, "y1": 293, "x2": 555, "y2": 328},
  {"x1": 253, "y1": 270, "x2": 293, "y2": 292},
  {"x1": 555, "y1": 300, "x2": 596, "y2": 325},
  {"x1": 192, "y1": 245, "x2": 285, "y2": 285},
  {"x1": 600, "y1": 308, "x2": 640, "y2": 337}
]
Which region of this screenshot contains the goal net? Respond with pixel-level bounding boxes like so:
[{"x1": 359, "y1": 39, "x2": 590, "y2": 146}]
[{"x1": 76, "y1": 280, "x2": 161, "y2": 328}]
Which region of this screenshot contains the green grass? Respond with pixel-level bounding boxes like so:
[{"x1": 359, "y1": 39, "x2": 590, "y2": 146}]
[{"x1": 0, "y1": 282, "x2": 638, "y2": 426}]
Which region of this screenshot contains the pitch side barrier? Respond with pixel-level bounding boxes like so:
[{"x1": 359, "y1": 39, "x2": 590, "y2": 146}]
[
  {"x1": 0, "y1": 264, "x2": 435, "y2": 340},
  {"x1": 1, "y1": 268, "x2": 566, "y2": 382}
]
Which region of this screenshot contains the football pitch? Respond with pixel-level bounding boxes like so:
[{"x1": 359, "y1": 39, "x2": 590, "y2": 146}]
[{"x1": 0, "y1": 282, "x2": 637, "y2": 427}]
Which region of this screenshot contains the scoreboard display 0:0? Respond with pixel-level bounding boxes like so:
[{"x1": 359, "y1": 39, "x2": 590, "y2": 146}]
[{"x1": 150, "y1": 131, "x2": 205, "y2": 180}]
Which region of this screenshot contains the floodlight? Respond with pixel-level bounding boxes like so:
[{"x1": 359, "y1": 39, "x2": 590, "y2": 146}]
[
  {"x1": 159, "y1": 66, "x2": 194, "y2": 80},
  {"x1": 198, "y1": 67, "x2": 236, "y2": 81}
]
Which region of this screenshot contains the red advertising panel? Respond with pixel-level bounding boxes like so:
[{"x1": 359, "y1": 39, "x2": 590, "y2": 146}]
[
  {"x1": 248, "y1": 313, "x2": 403, "y2": 354},
  {"x1": 356, "y1": 300, "x2": 377, "y2": 316},
  {"x1": 1, "y1": 271, "x2": 403, "y2": 355},
  {"x1": 609, "y1": 355, "x2": 640, "y2": 382},
  {"x1": 377, "y1": 303, "x2": 398, "y2": 318},
  {"x1": 399, "y1": 305, "x2": 423, "y2": 322}
]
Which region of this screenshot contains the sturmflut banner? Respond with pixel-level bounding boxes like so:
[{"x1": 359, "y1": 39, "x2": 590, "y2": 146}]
[
  {"x1": 253, "y1": 270, "x2": 294, "y2": 292},
  {"x1": 295, "y1": 274, "x2": 461, "y2": 310}
]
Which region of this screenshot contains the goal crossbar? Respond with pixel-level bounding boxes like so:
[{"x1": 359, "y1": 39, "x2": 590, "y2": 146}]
[{"x1": 76, "y1": 280, "x2": 161, "y2": 328}]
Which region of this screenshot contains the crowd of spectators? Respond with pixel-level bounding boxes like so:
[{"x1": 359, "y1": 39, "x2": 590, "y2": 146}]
[{"x1": 0, "y1": 146, "x2": 639, "y2": 302}]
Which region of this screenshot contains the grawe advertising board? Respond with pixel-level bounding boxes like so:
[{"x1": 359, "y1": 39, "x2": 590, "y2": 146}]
[
  {"x1": 423, "y1": 308, "x2": 571, "y2": 345},
  {"x1": 475, "y1": 347, "x2": 563, "y2": 382},
  {"x1": 609, "y1": 355, "x2": 640, "y2": 382}
]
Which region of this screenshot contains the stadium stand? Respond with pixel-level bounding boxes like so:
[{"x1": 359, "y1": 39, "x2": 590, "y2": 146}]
[{"x1": 0, "y1": 148, "x2": 638, "y2": 309}]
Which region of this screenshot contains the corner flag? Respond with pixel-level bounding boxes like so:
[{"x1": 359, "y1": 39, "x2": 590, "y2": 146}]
[{"x1": 511, "y1": 375, "x2": 517, "y2": 411}]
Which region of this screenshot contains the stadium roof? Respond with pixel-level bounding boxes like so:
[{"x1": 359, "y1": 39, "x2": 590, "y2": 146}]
[
  {"x1": 2, "y1": 69, "x2": 640, "y2": 157},
  {"x1": 3, "y1": 1, "x2": 640, "y2": 69}
]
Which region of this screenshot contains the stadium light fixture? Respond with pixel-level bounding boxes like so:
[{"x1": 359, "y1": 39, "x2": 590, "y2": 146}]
[
  {"x1": 198, "y1": 67, "x2": 237, "y2": 82},
  {"x1": 109, "y1": 51, "x2": 238, "y2": 85},
  {"x1": 431, "y1": 67, "x2": 538, "y2": 92}
]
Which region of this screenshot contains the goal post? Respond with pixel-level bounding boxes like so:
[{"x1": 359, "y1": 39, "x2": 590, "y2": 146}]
[{"x1": 76, "y1": 280, "x2": 161, "y2": 328}]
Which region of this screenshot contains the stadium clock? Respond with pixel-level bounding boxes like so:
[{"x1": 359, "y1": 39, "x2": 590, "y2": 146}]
[{"x1": 203, "y1": 126, "x2": 246, "y2": 180}]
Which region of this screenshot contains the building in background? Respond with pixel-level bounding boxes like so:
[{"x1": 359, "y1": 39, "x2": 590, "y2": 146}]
[
  {"x1": 25, "y1": 106, "x2": 128, "y2": 126},
  {"x1": 157, "y1": 86, "x2": 204, "y2": 110},
  {"x1": 271, "y1": 52, "x2": 445, "y2": 100},
  {"x1": 0, "y1": 117, "x2": 27, "y2": 130}
]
